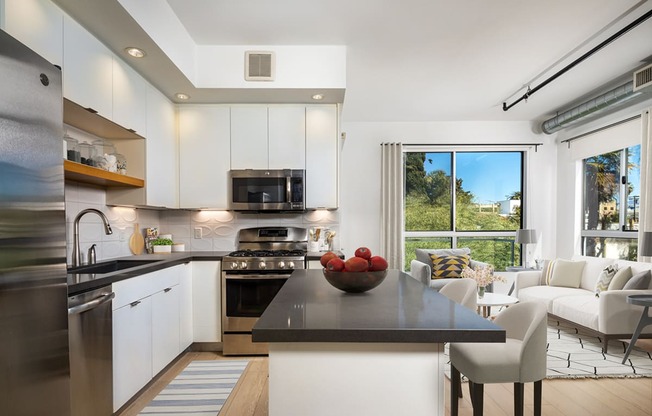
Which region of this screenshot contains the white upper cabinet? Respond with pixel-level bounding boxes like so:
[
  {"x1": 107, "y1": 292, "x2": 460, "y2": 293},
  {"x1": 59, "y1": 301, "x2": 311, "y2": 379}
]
[
  {"x1": 230, "y1": 105, "x2": 268, "y2": 169},
  {"x1": 178, "y1": 105, "x2": 231, "y2": 209},
  {"x1": 63, "y1": 14, "x2": 113, "y2": 118},
  {"x1": 305, "y1": 105, "x2": 339, "y2": 209},
  {"x1": 112, "y1": 57, "x2": 147, "y2": 135},
  {"x1": 268, "y1": 105, "x2": 306, "y2": 170},
  {"x1": 2, "y1": 0, "x2": 64, "y2": 67}
]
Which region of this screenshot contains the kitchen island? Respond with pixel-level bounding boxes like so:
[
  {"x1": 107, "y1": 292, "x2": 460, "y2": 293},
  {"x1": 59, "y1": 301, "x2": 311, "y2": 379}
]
[{"x1": 252, "y1": 269, "x2": 505, "y2": 416}]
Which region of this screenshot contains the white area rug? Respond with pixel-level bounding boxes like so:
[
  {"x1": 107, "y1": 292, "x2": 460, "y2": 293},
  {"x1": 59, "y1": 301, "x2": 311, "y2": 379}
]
[
  {"x1": 139, "y1": 360, "x2": 249, "y2": 416},
  {"x1": 547, "y1": 318, "x2": 652, "y2": 378}
]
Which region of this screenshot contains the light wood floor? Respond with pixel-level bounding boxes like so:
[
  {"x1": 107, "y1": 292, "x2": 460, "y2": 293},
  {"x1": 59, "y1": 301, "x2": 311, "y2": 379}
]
[{"x1": 117, "y1": 350, "x2": 652, "y2": 416}]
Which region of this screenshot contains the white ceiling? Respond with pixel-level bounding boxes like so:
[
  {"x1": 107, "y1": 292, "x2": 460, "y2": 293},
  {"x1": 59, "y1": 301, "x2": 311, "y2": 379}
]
[{"x1": 54, "y1": 0, "x2": 652, "y2": 124}]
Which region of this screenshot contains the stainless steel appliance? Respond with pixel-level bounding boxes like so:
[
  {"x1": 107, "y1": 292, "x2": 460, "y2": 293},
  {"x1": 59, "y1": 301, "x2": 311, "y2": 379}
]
[
  {"x1": 68, "y1": 286, "x2": 114, "y2": 416},
  {"x1": 229, "y1": 169, "x2": 305, "y2": 212},
  {"x1": 222, "y1": 227, "x2": 307, "y2": 355},
  {"x1": 0, "y1": 30, "x2": 70, "y2": 414}
]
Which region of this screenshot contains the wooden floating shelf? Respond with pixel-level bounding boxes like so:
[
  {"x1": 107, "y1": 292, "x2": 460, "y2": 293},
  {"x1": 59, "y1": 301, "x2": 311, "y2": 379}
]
[{"x1": 64, "y1": 160, "x2": 144, "y2": 188}]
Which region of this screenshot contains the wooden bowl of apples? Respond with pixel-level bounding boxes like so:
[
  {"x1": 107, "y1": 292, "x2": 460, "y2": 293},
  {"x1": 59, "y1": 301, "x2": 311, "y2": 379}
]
[{"x1": 320, "y1": 247, "x2": 388, "y2": 293}]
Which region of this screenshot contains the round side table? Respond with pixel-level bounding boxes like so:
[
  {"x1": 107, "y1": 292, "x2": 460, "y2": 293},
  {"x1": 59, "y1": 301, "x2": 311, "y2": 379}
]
[
  {"x1": 622, "y1": 294, "x2": 652, "y2": 364},
  {"x1": 476, "y1": 292, "x2": 519, "y2": 318}
]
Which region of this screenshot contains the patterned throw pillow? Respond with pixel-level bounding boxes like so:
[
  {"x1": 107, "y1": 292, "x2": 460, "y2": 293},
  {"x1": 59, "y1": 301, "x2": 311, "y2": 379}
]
[
  {"x1": 594, "y1": 264, "x2": 618, "y2": 297},
  {"x1": 429, "y1": 254, "x2": 470, "y2": 279}
]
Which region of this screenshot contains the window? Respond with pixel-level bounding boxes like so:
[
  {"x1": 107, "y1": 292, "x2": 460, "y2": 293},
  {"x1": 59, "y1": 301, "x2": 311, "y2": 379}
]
[
  {"x1": 582, "y1": 145, "x2": 640, "y2": 260},
  {"x1": 404, "y1": 150, "x2": 524, "y2": 271}
]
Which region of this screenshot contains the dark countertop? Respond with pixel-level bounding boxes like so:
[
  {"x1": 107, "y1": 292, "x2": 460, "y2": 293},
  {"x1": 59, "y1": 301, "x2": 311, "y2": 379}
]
[
  {"x1": 252, "y1": 269, "x2": 505, "y2": 344},
  {"x1": 67, "y1": 251, "x2": 230, "y2": 296}
]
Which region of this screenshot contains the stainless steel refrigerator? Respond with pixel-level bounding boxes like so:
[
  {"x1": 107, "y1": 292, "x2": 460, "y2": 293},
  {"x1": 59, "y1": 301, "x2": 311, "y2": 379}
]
[{"x1": 0, "y1": 29, "x2": 70, "y2": 415}]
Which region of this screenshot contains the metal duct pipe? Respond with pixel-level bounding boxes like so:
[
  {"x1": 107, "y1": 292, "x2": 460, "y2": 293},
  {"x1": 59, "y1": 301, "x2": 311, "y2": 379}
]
[{"x1": 541, "y1": 81, "x2": 642, "y2": 134}]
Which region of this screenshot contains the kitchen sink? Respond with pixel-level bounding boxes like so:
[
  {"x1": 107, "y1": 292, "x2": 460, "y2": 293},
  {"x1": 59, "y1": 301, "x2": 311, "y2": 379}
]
[{"x1": 67, "y1": 259, "x2": 162, "y2": 274}]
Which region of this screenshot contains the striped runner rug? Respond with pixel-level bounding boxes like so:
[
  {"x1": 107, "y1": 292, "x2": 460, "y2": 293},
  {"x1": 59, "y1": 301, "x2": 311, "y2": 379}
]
[{"x1": 139, "y1": 360, "x2": 249, "y2": 416}]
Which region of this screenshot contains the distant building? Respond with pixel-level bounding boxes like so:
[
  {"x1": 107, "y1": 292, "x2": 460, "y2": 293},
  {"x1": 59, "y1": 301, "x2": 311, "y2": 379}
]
[{"x1": 498, "y1": 199, "x2": 520, "y2": 216}]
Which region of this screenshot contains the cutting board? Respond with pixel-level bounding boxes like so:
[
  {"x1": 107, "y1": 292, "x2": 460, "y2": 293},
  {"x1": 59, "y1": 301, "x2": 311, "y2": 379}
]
[{"x1": 129, "y1": 223, "x2": 145, "y2": 255}]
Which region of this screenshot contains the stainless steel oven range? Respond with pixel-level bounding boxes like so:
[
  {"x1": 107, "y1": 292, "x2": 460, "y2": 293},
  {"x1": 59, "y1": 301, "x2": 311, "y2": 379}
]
[{"x1": 222, "y1": 226, "x2": 307, "y2": 355}]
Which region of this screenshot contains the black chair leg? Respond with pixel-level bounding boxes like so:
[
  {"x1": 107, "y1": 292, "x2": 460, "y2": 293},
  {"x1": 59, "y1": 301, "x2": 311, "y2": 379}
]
[
  {"x1": 514, "y1": 382, "x2": 524, "y2": 416},
  {"x1": 472, "y1": 382, "x2": 484, "y2": 416},
  {"x1": 468, "y1": 380, "x2": 474, "y2": 407},
  {"x1": 534, "y1": 380, "x2": 542, "y2": 416},
  {"x1": 451, "y1": 365, "x2": 460, "y2": 416}
]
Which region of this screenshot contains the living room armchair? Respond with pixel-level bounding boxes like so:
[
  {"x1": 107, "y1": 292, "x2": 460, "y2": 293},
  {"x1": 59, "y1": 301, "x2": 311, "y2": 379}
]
[{"x1": 410, "y1": 248, "x2": 493, "y2": 292}]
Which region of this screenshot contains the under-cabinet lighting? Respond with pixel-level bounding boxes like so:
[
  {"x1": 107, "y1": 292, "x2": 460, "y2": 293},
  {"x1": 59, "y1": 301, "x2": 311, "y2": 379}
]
[
  {"x1": 125, "y1": 47, "x2": 146, "y2": 58},
  {"x1": 175, "y1": 93, "x2": 190, "y2": 100}
]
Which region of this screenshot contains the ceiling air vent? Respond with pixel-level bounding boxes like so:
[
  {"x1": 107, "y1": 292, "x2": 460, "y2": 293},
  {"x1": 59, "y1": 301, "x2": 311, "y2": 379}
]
[
  {"x1": 633, "y1": 63, "x2": 652, "y2": 93},
  {"x1": 245, "y1": 51, "x2": 275, "y2": 81}
]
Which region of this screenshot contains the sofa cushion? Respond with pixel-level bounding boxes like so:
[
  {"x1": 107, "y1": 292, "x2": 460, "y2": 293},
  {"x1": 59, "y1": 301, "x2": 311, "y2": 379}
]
[
  {"x1": 622, "y1": 270, "x2": 652, "y2": 290},
  {"x1": 549, "y1": 259, "x2": 585, "y2": 288},
  {"x1": 517, "y1": 286, "x2": 589, "y2": 312},
  {"x1": 594, "y1": 264, "x2": 618, "y2": 297},
  {"x1": 551, "y1": 295, "x2": 600, "y2": 331},
  {"x1": 607, "y1": 266, "x2": 633, "y2": 291},
  {"x1": 415, "y1": 248, "x2": 470, "y2": 266},
  {"x1": 429, "y1": 254, "x2": 469, "y2": 279},
  {"x1": 571, "y1": 255, "x2": 616, "y2": 291}
]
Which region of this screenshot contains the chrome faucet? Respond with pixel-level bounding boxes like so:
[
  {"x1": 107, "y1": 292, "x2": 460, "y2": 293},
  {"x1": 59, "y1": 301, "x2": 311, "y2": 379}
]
[{"x1": 72, "y1": 208, "x2": 113, "y2": 267}]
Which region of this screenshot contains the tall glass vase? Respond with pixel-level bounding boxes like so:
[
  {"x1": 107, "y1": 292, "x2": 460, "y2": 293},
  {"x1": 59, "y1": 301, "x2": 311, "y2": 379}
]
[{"x1": 477, "y1": 286, "x2": 486, "y2": 299}]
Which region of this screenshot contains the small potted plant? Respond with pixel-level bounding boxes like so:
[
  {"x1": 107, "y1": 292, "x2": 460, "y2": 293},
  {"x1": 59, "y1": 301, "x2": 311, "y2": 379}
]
[{"x1": 150, "y1": 237, "x2": 173, "y2": 253}]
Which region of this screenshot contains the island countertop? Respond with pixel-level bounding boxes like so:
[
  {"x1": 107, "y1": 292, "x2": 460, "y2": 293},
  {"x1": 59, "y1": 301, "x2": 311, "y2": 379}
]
[{"x1": 252, "y1": 269, "x2": 505, "y2": 344}]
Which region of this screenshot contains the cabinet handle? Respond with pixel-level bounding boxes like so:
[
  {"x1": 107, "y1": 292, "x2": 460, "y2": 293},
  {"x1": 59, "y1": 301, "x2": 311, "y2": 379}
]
[
  {"x1": 127, "y1": 128, "x2": 136, "y2": 133},
  {"x1": 130, "y1": 300, "x2": 141, "y2": 307},
  {"x1": 85, "y1": 107, "x2": 98, "y2": 114},
  {"x1": 164, "y1": 287, "x2": 172, "y2": 293}
]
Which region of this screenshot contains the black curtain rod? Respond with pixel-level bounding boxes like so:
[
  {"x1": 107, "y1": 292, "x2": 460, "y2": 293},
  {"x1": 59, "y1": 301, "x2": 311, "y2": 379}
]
[
  {"x1": 503, "y1": 8, "x2": 652, "y2": 112},
  {"x1": 402, "y1": 143, "x2": 544, "y2": 151},
  {"x1": 559, "y1": 114, "x2": 641, "y2": 147}
]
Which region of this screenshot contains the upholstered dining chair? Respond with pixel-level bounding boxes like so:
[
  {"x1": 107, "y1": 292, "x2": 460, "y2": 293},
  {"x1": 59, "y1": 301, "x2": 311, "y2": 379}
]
[
  {"x1": 439, "y1": 278, "x2": 478, "y2": 310},
  {"x1": 450, "y1": 301, "x2": 548, "y2": 416}
]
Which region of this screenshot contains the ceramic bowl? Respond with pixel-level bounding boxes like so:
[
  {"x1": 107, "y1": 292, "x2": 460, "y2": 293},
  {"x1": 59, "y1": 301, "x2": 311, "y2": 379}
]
[{"x1": 322, "y1": 269, "x2": 388, "y2": 293}]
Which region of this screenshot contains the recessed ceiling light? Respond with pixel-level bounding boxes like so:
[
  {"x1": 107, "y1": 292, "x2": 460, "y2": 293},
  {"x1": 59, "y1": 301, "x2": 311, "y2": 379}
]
[
  {"x1": 175, "y1": 93, "x2": 190, "y2": 100},
  {"x1": 312, "y1": 94, "x2": 324, "y2": 100},
  {"x1": 125, "y1": 47, "x2": 146, "y2": 58}
]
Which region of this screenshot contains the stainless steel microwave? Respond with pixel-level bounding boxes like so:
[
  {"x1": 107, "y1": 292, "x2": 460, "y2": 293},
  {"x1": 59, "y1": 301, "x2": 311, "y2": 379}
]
[{"x1": 229, "y1": 169, "x2": 305, "y2": 212}]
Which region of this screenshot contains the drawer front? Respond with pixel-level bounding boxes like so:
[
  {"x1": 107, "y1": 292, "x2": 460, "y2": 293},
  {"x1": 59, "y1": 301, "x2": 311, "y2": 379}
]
[{"x1": 113, "y1": 265, "x2": 180, "y2": 310}]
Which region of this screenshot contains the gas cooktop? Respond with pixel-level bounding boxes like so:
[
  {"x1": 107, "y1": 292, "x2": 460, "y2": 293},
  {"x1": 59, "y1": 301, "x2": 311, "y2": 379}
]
[{"x1": 227, "y1": 249, "x2": 306, "y2": 258}]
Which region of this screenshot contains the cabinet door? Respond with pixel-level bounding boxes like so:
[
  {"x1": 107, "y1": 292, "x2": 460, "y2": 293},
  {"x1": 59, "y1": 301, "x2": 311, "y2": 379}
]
[
  {"x1": 192, "y1": 261, "x2": 221, "y2": 342},
  {"x1": 179, "y1": 262, "x2": 193, "y2": 351},
  {"x1": 63, "y1": 14, "x2": 113, "y2": 118},
  {"x1": 305, "y1": 105, "x2": 338, "y2": 208},
  {"x1": 113, "y1": 296, "x2": 152, "y2": 412},
  {"x1": 230, "y1": 105, "x2": 268, "y2": 169},
  {"x1": 179, "y1": 105, "x2": 230, "y2": 209},
  {"x1": 2, "y1": 0, "x2": 63, "y2": 67},
  {"x1": 151, "y1": 284, "x2": 180, "y2": 376},
  {"x1": 268, "y1": 105, "x2": 306, "y2": 170},
  {"x1": 146, "y1": 85, "x2": 178, "y2": 208},
  {"x1": 112, "y1": 57, "x2": 147, "y2": 134}
]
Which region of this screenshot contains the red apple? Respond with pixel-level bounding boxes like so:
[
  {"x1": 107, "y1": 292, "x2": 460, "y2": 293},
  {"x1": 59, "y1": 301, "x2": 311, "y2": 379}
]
[
  {"x1": 369, "y1": 256, "x2": 388, "y2": 271},
  {"x1": 320, "y1": 251, "x2": 338, "y2": 268},
  {"x1": 354, "y1": 246, "x2": 372, "y2": 260},
  {"x1": 326, "y1": 257, "x2": 345, "y2": 272},
  {"x1": 345, "y1": 256, "x2": 369, "y2": 272}
]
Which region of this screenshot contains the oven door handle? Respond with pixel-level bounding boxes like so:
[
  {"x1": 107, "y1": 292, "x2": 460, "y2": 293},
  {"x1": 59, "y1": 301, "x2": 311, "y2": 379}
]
[{"x1": 225, "y1": 274, "x2": 290, "y2": 280}]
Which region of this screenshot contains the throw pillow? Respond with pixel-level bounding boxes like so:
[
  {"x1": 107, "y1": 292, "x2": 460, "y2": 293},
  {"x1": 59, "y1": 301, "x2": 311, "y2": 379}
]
[
  {"x1": 622, "y1": 270, "x2": 652, "y2": 290},
  {"x1": 541, "y1": 259, "x2": 555, "y2": 285},
  {"x1": 429, "y1": 254, "x2": 470, "y2": 279},
  {"x1": 594, "y1": 264, "x2": 618, "y2": 297},
  {"x1": 607, "y1": 266, "x2": 633, "y2": 291},
  {"x1": 416, "y1": 248, "x2": 471, "y2": 267},
  {"x1": 548, "y1": 259, "x2": 586, "y2": 288}
]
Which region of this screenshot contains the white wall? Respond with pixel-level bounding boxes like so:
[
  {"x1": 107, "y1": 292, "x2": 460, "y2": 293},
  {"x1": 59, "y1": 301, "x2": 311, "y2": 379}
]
[{"x1": 337, "y1": 121, "x2": 557, "y2": 263}]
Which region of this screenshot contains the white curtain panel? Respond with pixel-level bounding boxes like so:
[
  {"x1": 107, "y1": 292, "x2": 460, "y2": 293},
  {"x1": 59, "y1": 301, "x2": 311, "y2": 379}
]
[
  {"x1": 380, "y1": 143, "x2": 404, "y2": 269},
  {"x1": 638, "y1": 109, "x2": 652, "y2": 261}
]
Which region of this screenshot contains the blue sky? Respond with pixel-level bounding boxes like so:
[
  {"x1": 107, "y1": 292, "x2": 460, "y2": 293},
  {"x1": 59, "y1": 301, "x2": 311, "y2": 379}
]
[{"x1": 423, "y1": 152, "x2": 521, "y2": 203}]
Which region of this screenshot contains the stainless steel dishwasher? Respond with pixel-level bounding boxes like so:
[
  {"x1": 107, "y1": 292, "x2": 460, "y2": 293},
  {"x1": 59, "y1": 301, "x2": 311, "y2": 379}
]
[{"x1": 68, "y1": 285, "x2": 115, "y2": 416}]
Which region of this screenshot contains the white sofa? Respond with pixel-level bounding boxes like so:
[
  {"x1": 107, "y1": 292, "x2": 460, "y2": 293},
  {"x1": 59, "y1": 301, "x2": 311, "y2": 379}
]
[{"x1": 514, "y1": 255, "x2": 652, "y2": 352}]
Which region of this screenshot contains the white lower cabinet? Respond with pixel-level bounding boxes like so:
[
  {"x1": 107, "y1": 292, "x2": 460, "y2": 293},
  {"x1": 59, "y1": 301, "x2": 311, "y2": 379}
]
[
  {"x1": 113, "y1": 295, "x2": 152, "y2": 412},
  {"x1": 112, "y1": 265, "x2": 183, "y2": 411},
  {"x1": 179, "y1": 262, "x2": 193, "y2": 351},
  {"x1": 151, "y1": 284, "x2": 180, "y2": 376},
  {"x1": 192, "y1": 261, "x2": 221, "y2": 342}
]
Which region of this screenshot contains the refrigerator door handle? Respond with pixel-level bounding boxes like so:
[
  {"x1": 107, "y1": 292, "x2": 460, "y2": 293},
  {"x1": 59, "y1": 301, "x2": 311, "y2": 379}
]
[{"x1": 68, "y1": 292, "x2": 115, "y2": 316}]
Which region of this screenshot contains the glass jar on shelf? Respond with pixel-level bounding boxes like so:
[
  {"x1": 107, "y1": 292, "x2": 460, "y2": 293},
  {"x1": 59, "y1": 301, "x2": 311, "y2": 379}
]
[
  {"x1": 78, "y1": 142, "x2": 96, "y2": 166},
  {"x1": 114, "y1": 153, "x2": 127, "y2": 175},
  {"x1": 91, "y1": 139, "x2": 117, "y2": 171},
  {"x1": 64, "y1": 135, "x2": 80, "y2": 163}
]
